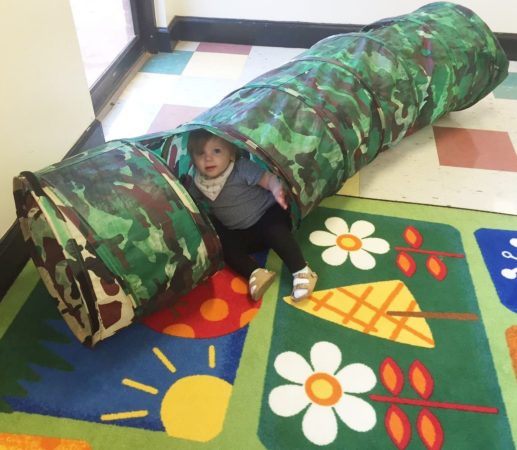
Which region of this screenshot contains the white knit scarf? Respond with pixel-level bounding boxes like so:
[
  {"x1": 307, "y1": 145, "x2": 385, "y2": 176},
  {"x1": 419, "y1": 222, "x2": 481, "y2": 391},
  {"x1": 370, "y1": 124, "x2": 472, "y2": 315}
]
[{"x1": 194, "y1": 161, "x2": 235, "y2": 201}]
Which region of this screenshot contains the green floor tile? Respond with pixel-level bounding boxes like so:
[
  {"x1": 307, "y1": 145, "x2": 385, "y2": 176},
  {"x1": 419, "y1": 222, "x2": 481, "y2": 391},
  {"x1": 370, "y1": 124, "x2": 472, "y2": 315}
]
[
  {"x1": 493, "y1": 72, "x2": 517, "y2": 100},
  {"x1": 141, "y1": 51, "x2": 193, "y2": 75}
]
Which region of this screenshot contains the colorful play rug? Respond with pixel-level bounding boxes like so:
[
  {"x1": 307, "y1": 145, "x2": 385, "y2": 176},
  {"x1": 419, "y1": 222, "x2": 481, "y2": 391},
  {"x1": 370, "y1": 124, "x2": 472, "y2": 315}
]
[{"x1": 1, "y1": 196, "x2": 515, "y2": 450}]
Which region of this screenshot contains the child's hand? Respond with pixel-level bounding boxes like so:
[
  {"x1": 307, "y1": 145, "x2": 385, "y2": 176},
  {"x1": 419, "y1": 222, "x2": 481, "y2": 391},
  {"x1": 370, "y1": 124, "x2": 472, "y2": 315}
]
[
  {"x1": 272, "y1": 184, "x2": 288, "y2": 209},
  {"x1": 259, "y1": 172, "x2": 289, "y2": 209}
]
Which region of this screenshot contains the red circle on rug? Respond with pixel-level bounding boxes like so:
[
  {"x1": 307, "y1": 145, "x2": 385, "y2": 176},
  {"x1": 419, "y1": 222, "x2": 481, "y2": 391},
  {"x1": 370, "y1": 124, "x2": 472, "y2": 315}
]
[{"x1": 142, "y1": 269, "x2": 262, "y2": 338}]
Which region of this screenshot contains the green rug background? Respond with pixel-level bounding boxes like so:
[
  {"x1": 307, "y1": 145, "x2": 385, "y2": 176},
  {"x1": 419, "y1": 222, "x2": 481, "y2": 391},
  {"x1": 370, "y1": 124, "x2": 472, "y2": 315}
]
[{"x1": 0, "y1": 196, "x2": 515, "y2": 449}]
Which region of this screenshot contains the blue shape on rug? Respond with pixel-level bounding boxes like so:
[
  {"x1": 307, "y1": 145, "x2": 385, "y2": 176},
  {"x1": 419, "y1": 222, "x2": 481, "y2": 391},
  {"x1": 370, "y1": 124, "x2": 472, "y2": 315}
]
[
  {"x1": 5, "y1": 319, "x2": 247, "y2": 431},
  {"x1": 475, "y1": 228, "x2": 517, "y2": 312}
]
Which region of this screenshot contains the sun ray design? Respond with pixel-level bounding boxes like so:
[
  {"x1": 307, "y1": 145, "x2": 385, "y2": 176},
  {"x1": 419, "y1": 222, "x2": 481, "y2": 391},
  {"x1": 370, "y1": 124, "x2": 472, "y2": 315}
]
[
  {"x1": 100, "y1": 410, "x2": 149, "y2": 421},
  {"x1": 97, "y1": 343, "x2": 233, "y2": 440},
  {"x1": 209, "y1": 345, "x2": 216, "y2": 368},
  {"x1": 122, "y1": 378, "x2": 159, "y2": 395},
  {"x1": 153, "y1": 346, "x2": 177, "y2": 373}
]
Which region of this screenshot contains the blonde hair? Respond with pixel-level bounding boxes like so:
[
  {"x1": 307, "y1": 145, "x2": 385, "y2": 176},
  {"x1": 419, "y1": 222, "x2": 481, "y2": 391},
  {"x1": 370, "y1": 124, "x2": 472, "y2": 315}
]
[{"x1": 187, "y1": 129, "x2": 238, "y2": 159}]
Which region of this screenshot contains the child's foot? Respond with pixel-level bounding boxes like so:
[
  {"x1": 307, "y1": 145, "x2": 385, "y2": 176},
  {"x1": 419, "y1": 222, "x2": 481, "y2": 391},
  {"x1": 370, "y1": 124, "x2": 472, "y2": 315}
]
[
  {"x1": 291, "y1": 266, "x2": 318, "y2": 302},
  {"x1": 249, "y1": 268, "x2": 277, "y2": 301}
]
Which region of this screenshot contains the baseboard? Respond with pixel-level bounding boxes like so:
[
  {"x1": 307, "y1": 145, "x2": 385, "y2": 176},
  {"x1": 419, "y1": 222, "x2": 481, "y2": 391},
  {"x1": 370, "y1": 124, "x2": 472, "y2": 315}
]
[
  {"x1": 165, "y1": 16, "x2": 517, "y2": 60},
  {"x1": 157, "y1": 23, "x2": 177, "y2": 52},
  {"x1": 169, "y1": 17, "x2": 361, "y2": 49},
  {"x1": 0, "y1": 221, "x2": 29, "y2": 301},
  {"x1": 497, "y1": 33, "x2": 517, "y2": 61},
  {"x1": 0, "y1": 119, "x2": 106, "y2": 301},
  {"x1": 64, "y1": 119, "x2": 106, "y2": 158}
]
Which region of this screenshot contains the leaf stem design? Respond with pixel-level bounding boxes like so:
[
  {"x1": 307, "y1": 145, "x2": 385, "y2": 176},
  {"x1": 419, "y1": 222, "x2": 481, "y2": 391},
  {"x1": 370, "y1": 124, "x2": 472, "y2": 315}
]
[
  {"x1": 394, "y1": 247, "x2": 464, "y2": 258},
  {"x1": 370, "y1": 394, "x2": 498, "y2": 414},
  {"x1": 387, "y1": 311, "x2": 478, "y2": 321}
]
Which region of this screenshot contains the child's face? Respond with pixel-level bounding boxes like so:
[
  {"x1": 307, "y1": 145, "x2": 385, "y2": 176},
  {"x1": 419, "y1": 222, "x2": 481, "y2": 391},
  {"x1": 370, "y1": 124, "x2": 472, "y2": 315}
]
[{"x1": 192, "y1": 136, "x2": 234, "y2": 178}]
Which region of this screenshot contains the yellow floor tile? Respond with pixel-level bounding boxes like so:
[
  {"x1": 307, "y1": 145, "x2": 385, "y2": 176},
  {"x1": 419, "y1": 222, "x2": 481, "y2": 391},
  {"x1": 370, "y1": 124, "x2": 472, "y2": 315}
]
[{"x1": 337, "y1": 172, "x2": 360, "y2": 196}]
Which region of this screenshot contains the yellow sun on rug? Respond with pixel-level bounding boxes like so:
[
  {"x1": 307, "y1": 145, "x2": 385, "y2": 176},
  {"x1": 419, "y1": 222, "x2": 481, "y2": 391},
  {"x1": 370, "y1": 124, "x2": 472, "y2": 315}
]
[
  {"x1": 161, "y1": 374, "x2": 232, "y2": 441},
  {"x1": 100, "y1": 345, "x2": 232, "y2": 442}
]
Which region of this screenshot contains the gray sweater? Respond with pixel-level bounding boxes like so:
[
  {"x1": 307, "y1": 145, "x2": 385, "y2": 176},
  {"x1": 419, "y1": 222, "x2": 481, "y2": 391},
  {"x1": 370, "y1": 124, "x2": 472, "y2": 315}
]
[{"x1": 188, "y1": 158, "x2": 276, "y2": 230}]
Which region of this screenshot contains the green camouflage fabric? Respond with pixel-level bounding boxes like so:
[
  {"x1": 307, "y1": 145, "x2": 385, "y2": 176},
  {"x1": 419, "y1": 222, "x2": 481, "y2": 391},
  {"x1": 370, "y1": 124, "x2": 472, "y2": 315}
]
[
  {"x1": 13, "y1": 142, "x2": 222, "y2": 346},
  {"x1": 13, "y1": 2, "x2": 507, "y2": 345},
  {"x1": 132, "y1": 2, "x2": 507, "y2": 222}
]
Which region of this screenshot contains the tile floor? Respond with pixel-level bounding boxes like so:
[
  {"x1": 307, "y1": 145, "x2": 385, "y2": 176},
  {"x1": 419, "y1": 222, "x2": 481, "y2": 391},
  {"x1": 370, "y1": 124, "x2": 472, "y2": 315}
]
[{"x1": 101, "y1": 41, "x2": 517, "y2": 215}]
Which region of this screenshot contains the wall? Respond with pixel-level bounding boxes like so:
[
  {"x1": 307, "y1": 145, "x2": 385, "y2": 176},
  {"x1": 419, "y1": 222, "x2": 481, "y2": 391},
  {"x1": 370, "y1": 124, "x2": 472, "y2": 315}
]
[
  {"x1": 154, "y1": 0, "x2": 170, "y2": 28},
  {"x1": 156, "y1": 0, "x2": 517, "y2": 33},
  {"x1": 0, "y1": 1, "x2": 95, "y2": 236}
]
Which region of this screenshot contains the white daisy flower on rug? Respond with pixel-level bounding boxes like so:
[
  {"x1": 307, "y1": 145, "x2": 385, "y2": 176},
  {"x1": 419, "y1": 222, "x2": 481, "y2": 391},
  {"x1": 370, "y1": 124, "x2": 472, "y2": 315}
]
[
  {"x1": 309, "y1": 217, "x2": 390, "y2": 269},
  {"x1": 268, "y1": 341, "x2": 377, "y2": 446}
]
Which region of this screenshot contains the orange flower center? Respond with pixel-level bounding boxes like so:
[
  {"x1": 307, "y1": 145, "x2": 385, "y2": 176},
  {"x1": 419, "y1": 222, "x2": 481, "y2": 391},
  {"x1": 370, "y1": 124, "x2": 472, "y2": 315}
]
[
  {"x1": 305, "y1": 372, "x2": 342, "y2": 406},
  {"x1": 336, "y1": 234, "x2": 362, "y2": 251}
]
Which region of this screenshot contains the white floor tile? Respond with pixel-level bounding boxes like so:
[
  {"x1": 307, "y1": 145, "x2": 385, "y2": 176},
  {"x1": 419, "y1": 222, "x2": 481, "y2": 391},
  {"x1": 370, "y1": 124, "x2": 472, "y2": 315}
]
[
  {"x1": 434, "y1": 166, "x2": 517, "y2": 214},
  {"x1": 436, "y1": 94, "x2": 517, "y2": 132},
  {"x1": 118, "y1": 72, "x2": 181, "y2": 103},
  {"x1": 359, "y1": 127, "x2": 442, "y2": 202},
  {"x1": 165, "y1": 76, "x2": 241, "y2": 108},
  {"x1": 240, "y1": 46, "x2": 306, "y2": 84},
  {"x1": 358, "y1": 127, "x2": 517, "y2": 214},
  {"x1": 102, "y1": 98, "x2": 163, "y2": 141}
]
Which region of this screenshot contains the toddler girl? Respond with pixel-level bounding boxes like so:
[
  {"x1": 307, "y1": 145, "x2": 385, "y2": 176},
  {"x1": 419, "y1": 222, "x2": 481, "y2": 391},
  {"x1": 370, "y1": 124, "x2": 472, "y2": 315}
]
[{"x1": 186, "y1": 129, "x2": 317, "y2": 301}]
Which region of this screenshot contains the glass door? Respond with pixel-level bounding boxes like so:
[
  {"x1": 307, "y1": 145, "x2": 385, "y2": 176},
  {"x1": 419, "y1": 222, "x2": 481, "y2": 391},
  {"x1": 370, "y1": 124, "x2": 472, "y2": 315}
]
[{"x1": 70, "y1": 0, "x2": 136, "y2": 88}]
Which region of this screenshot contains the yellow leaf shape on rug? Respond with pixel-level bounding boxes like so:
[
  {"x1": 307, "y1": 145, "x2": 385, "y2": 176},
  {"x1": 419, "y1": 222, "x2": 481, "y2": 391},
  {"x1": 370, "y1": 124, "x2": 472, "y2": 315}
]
[{"x1": 283, "y1": 280, "x2": 435, "y2": 348}]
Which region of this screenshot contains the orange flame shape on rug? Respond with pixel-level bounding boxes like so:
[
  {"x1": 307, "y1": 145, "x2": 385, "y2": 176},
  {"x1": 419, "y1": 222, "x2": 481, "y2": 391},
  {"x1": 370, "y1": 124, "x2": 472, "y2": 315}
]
[
  {"x1": 380, "y1": 357, "x2": 405, "y2": 396},
  {"x1": 403, "y1": 226, "x2": 423, "y2": 248},
  {"x1": 385, "y1": 405, "x2": 412, "y2": 449},
  {"x1": 396, "y1": 252, "x2": 417, "y2": 277},
  {"x1": 409, "y1": 360, "x2": 434, "y2": 400},
  {"x1": 426, "y1": 256, "x2": 448, "y2": 281},
  {"x1": 417, "y1": 409, "x2": 444, "y2": 450}
]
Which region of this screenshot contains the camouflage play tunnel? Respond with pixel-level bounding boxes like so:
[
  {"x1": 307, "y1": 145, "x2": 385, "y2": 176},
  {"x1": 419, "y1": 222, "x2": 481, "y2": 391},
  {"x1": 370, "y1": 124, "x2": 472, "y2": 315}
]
[
  {"x1": 133, "y1": 1, "x2": 508, "y2": 221},
  {"x1": 13, "y1": 142, "x2": 222, "y2": 346},
  {"x1": 13, "y1": 2, "x2": 508, "y2": 345}
]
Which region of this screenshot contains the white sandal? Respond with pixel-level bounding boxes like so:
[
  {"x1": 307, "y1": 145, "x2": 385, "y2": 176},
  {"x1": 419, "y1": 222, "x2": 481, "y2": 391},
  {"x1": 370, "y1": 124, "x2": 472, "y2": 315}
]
[{"x1": 291, "y1": 268, "x2": 318, "y2": 302}]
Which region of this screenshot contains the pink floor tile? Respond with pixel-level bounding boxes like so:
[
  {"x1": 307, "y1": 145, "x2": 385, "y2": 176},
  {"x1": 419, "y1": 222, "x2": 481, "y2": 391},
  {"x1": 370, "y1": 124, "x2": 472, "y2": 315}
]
[
  {"x1": 147, "y1": 104, "x2": 207, "y2": 134},
  {"x1": 196, "y1": 42, "x2": 252, "y2": 55},
  {"x1": 433, "y1": 126, "x2": 517, "y2": 172}
]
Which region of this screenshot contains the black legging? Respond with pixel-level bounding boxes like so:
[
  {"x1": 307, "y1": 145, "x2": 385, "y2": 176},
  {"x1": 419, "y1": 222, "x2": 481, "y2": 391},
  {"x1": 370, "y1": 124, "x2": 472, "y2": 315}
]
[{"x1": 210, "y1": 203, "x2": 306, "y2": 279}]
